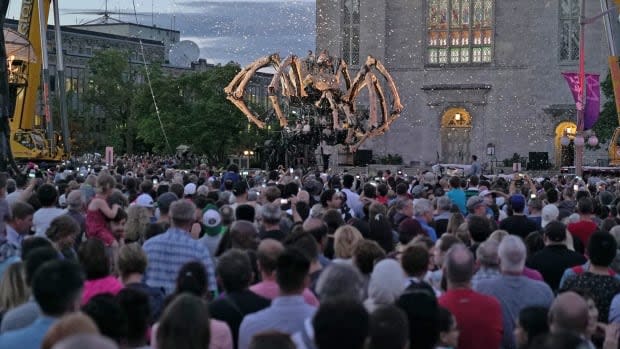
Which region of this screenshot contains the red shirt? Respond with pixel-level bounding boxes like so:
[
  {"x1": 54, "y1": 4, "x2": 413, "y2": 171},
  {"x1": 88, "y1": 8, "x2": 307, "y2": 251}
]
[
  {"x1": 567, "y1": 220, "x2": 598, "y2": 247},
  {"x1": 439, "y1": 288, "x2": 503, "y2": 349}
]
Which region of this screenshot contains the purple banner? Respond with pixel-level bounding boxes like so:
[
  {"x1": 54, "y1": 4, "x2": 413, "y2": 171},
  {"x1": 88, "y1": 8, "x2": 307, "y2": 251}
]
[{"x1": 562, "y1": 72, "x2": 601, "y2": 130}]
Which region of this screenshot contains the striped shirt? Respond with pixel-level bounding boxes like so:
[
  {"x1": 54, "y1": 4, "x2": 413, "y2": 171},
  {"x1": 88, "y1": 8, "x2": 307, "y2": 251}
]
[{"x1": 143, "y1": 227, "x2": 216, "y2": 295}]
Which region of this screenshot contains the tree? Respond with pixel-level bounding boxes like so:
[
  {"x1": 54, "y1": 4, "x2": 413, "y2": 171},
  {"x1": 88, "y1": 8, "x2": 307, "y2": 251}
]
[
  {"x1": 83, "y1": 49, "x2": 139, "y2": 153},
  {"x1": 135, "y1": 64, "x2": 267, "y2": 164},
  {"x1": 592, "y1": 72, "x2": 619, "y2": 146}
]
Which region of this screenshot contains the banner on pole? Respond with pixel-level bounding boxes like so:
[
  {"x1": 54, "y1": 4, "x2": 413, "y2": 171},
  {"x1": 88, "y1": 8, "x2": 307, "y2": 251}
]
[
  {"x1": 105, "y1": 147, "x2": 113, "y2": 166},
  {"x1": 562, "y1": 72, "x2": 601, "y2": 130}
]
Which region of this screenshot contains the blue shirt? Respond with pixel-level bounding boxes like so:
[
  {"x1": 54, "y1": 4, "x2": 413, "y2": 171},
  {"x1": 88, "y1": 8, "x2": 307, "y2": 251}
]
[
  {"x1": 415, "y1": 217, "x2": 437, "y2": 242},
  {"x1": 143, "y1": 227, "x2": 217, "y2": 295},
  {"x1": 447, "y1": 188, "x2": 467, "y2": 215},
  {"x1": 0, "y1": 315, "x2": 56, "y2": 349},
  {"x1": 238, "y1": 295, "x2": 317, "y2": 349}
]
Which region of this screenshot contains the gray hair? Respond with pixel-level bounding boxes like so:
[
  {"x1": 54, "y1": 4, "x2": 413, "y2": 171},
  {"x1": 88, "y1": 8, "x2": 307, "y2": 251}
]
[
  {"x1": 393, "y1": 198, "x2": 410, "y2": 211},
  {"x1": 315, "y1": 262, "x2": 365, "y2": 302},
  {"x1": 413, "y1": 199, "x2": 433, "y2": 217},
  {"x1": 436, "y1": 196, "x2": 452, "y2": 211},
  {"x1": 476, "y1": 239, "x2": 500, "y2": 266},
  {"x1": 498, "y1": 235, "x2": 526, "y2": 273},
  {"x1": 260, "y1": 203, "x2": 282, "y2": 224},
  {"x1": 170, "y1": 200, "x2": 197, "y2": 227}
]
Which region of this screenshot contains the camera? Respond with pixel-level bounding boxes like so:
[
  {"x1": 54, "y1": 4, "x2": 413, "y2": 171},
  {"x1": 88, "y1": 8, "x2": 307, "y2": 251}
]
[{"x1": 280, "y1": 199, "x2": 288, "y2": 205}]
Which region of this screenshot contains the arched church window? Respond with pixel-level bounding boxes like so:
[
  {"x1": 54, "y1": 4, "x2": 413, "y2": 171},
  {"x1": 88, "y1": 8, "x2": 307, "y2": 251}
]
[
  {"x1": 559, "y1": 0, "x2": 580, "y2": 61},
  {"x1": 342, "y1": 0, "x2": 360, "y2": 65},
  {"x1": 427, "y1": 0, "x2": 494, "y2": 64}
]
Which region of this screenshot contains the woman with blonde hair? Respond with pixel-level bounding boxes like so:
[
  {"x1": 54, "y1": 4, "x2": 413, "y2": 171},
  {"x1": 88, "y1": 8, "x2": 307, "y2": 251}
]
[
  {"x1": 333, "y1": 225, "x2": 364, "y2": 262},
  {"x1": 0, "y1": 262, "x2": 29, "y2": 322},
  {"x1": 124, "y1": 205, "x2": 152, "y2": 243},
  {"x1": 446, "y1": 212, "x2": 465, "y2": 234}
]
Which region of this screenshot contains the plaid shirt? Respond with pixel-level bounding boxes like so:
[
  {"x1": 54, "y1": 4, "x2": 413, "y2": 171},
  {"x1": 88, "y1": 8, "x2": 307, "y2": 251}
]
[
  {"x1": 143, "y1": 227, "x2": 216, "y2": 295},
  {"x1": 472, "y1": 266, "x2": 501, "y2": 288}
]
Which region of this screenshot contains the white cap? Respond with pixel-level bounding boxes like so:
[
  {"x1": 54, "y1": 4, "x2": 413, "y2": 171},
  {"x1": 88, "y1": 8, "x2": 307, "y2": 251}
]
[
  {"x1": 184, "y1": 183, "x2": 197, "y2": 196},
  {"x1": 541, "y1": 204, "x2": 559, "y2": 228},
  {"x1": 135, "y1": 193, "x2": 155, "y2": 208}
]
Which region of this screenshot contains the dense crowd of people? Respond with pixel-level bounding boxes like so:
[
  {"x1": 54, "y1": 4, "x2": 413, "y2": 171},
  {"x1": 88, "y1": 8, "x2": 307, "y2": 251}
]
[{"x1": 2, "y1": 159, "x2": 620, "y2": 349}]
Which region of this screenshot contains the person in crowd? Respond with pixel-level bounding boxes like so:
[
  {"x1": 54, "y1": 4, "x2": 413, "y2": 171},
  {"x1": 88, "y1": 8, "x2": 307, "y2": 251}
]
[
  {"x1": 474, "y1": 235, "x2": 554, "y2": 349},
  {"x1": 514, "y1": 306, "x2": 549, "y2": 349},
  {"x1": 124, "y1": 205, "x2": 151, "y2": 244},
  {"x1": 413, "y1": 199, "x2": 437, "y2": 241},
  {"x1": 46, "y1": 215, "x2": 80, "y2": 259},
  {"x1": 364, "y1": 259, "x2": 405, "y2": 312},
  {"x1": 391, "y1": 198, "x2": 414, "y2": 229},
  {"x1": 81, "y1": 294, "x2": 127, "y2": 344},
  {"x1": 426, "y1": 234, "x2": 460, "y2": 290},
  {"x1": 525, "y1": 221, "x2": 586, "y2": 292},
  {"x1": 116, "y1": 288, "x2": 151, "y2": 349},
  {"x1": 401, "y1": 244, "x2": 437, "y2": 296},
  {"x1": 250, "y1": 239, "x2": 318, "y2": 306},
  {"x1": 433, "y1": 196, "x2": 452, "y2": 237},
  {"x1": 313, "y1": 299, "x2": 369, "y2": 349},
  {"x1": 65, "y1": 190, "x2": 86, "y2": 247},
  {"x1": 248, "y1": 332, "x2": 296, "y2": 349},
  {"x1": 143, "y1": 200, "x2": 216, "y2": 295},
  {"x1": 447, "y1": 176, "x2": 467, "y2": 216},
  {"x1": 0, "y1": 259, "x2": 85, "y2": 349},
  {"x1": 0, "y1": 262, "x2": 29, "y2": 323},
  {"x1": 33, "y1": 184, "x2": 65, "y2": 237},
  {"x1": 499, "y1": 195, "x2": 538, "y2": 239},
  {"x1": 302, "y1": 218, "x2": 330, "y2": 267},
  {"x1": 40, "y1": 313, "x2": 99, "y2": 349},
  {"x1": 78, "y1": 238, "x2": 123, "y2": 305},
  {"x1": 397, "y1": 288, "x2": 439, "y2": 349},
  {"x1": 466, "y1": 196, "x2": 487, "y2": 218},
  {"x1": 1, "y1": 201, "x2": 35, "y2": 263},
  {"x1": 367, "y1": 305, "x2": 409, "y2": 349},
  {"x1": 258, "y1": 203, "x2": 285, "y2": 241},
  {"x1": 342, "y1": 174, "x2": 362, "y2": 218},
  {"x1": 115, "y1": 243, "x2": 164, "y2": 323},
  {"x1": 547, "y1": 291, "x2": 593, "y2": 347},
  {"x1": 210, "y1": 249, "x2": 271, "y2": 348},
  {"x1": 439, "y1": 244, "x2": 502, "y2": 349},
  {"x1": 396, "y1": 218, "x2": 425, "y2": 251},
  {"x1": 567, "y1": 197, "x2": 598, "y2": 249},
  {"x1": 333, "y1": 225, "x2": 364, "y2": 263},
  {"x1": 0, "y1": 245, "x2": 58, "y2": 333},
  {"x1": 437, "y1": 307, "x2": 459, "y2": 349},
  {"x1": 86, "y1": 174, "x2": 121, "y2": 247},
  {"x1": 527, "y1": 198, "x2": 544, "y2": 230},
  {"x1": 560, "y1": 231, "x2": 620, "y2": 323},
  {"x1": 51, "y1": 333, "x2": 119, "y2": 349},
  {"x1": 238, "y1": 247, "x2": 316, "y2": 349},
  {"x1": 471, "y1": 239, "x2": 501, "y2": 287},
  {"x1": 145, "y1": 192, "x2": 178, "y2": 240},
  {"x1": 157, "y1": 294, "x2": 211, "y2": 349},
  {"x1": 352, "y1": 240, "x2": 385, "y2": 294}
]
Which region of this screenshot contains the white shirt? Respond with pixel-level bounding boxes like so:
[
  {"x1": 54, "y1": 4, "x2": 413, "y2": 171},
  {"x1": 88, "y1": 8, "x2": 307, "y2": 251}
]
[{"x1": 33, "y1": 207, "x2": 66, "y2": 237}]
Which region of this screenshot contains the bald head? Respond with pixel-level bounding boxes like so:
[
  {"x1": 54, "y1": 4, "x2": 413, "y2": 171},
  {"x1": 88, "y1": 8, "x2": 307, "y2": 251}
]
[
  {"x1": 444, "y1": 244, "x2": 474, "y2": 286},
  {"x1": 51, "y1": 334, "x2": 118, "y2": 349},
  {"x1": 549, "y1": 291, "x2": 589, "y2": 335},
  {"x1": 257, "y1": 239, "x2": 284, "y2": 274}
]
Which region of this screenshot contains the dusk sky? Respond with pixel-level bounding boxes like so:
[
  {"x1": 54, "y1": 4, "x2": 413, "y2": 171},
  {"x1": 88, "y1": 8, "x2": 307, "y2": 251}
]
[{"x1": 6, "y1": 0, "x2": 316, "y2": 66}]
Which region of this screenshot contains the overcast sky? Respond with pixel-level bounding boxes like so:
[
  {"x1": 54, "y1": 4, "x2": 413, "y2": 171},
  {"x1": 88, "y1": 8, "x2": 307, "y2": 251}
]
[{"x1": 7, "y1": 0, "x2": 316, "y2": 66}]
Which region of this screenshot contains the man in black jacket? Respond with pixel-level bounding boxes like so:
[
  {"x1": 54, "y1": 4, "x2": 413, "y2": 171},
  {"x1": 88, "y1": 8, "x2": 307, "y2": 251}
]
[{"x1": 525, "y1": 221, "x2": 586, "y2": 292}]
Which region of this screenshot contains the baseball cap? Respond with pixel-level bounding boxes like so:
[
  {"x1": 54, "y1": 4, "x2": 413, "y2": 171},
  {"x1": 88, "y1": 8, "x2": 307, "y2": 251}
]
[
  {"x1": 202, "y1": 204, "x2": 222, "y2": 236},
  {"x1": 184, "y1": 183, "x2": 197, "y2": 196},
  {"x1": 466, "y1": 196, "x2": 485, "y2": 211},
  {"x1": 541, "y1": 204, "x2": 559, "y2": 228},
  {"x1": 135, "y1": 193, "x2": 155, "y2": 208},
  {"x1": 157, "y1": 192, "x2": 178, "y2": 212},
  {"x1": 509, "y1": 194, "x2": 526, "y2": 212}
]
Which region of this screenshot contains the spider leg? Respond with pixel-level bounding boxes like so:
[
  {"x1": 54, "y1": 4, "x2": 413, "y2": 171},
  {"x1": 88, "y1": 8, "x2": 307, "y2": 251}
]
[
  {"x1": 224, "y1": 53, "x2": 281, "y2": 128},
  {"x1": 335, "y1": 58, "x2": 352, "y2": 91},
  {"x1": 325, "y1": 91, "x2": 341, "y2": 129}
]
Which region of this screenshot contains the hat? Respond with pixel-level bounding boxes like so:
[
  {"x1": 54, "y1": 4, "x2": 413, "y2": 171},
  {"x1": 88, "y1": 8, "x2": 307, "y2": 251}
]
[
  {"x1": 466, "y1": 196, "x2": 485, "y2": 211},
  {"x1": 411, "y1": 184, "x2": 425, "y2": 197},
  {"x1": 184, "y1": 183, "x2": 197, "y2": 196},
  {"x1": 479, "y1": 190, "x2": 492, "y2": 197},
  {"x1": 202, "y1": 204, "x2": 222, "y2": 236},
  {"x1": 541, "y1": 204, "x2": 559, "y2": 228},
  {"x1": 509, "y1": 194, "x2": 526, "y2": 212},
  {"x1": 157, "y1": 192, "x2": 178, "y2": 212},
  {"x1": 136, "y1": 193, "x2": 155, "y2": 208}
]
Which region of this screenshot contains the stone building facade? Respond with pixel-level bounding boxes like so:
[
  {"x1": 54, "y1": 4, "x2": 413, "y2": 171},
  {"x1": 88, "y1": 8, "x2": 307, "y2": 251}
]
[{"x1": 316, "y1": 0, "x2": 614, "y2": 168}]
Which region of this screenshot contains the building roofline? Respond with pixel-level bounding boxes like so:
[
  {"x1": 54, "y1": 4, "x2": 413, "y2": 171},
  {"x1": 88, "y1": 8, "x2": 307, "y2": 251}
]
[
  {"x1": 66, "y1": 21, "x2": 180, "y2": 35},
  {"x1": 4, "y1": 18, "x2": 164, "y2": 46}
]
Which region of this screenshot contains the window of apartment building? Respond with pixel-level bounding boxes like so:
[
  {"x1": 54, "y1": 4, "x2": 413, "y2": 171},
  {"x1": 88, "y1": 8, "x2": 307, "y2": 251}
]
[
  {"x1": 342, "y1": 0, "x2": 360, "y2": 65},
  {"x1": 559, "y1": 0, "x2": 580, "y2": 61},
  {"x1": 427, "y1": 0, "x2": 494, "y2": 64}
]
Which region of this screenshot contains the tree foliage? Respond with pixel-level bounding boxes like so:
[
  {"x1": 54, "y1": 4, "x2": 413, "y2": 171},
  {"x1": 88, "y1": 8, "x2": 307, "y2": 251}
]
[{"x1": 593, "y1": 72, "x2": 619, "y2": 145}]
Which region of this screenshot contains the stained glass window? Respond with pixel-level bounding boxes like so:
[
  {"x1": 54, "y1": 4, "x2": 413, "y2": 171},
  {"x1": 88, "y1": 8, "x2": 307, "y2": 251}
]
[
  {"x1": 427, "y1": 0, "x2": 494, "y2": 64},
  {"x1": 559, "y1": 0, "x2": 580, "y2": 61},
  {"x1": 343, "y1": 0, "x2": 360, "y2": 65}
]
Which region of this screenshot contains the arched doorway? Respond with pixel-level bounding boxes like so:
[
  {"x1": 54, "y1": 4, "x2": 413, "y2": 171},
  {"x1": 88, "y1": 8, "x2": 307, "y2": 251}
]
[
  {"x1": 554, "y1": 121, "x2": 576, "y2": 168},
  {"x1": 440, "y1": 108, "x2": 472, "y2": 164}
]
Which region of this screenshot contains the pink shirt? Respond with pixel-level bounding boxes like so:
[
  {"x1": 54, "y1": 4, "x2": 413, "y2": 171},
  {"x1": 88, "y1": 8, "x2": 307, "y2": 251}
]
[
  {"x1": 151, "y1": 319, "x2": 233, "y2": 349},
  {"x1": 523, "y1": 267, "x2": 544, "y2": 282},
  {"x1": 249, "y1": 280, "x2": 320, "y2": 307},
  {"x1": 81, "y1": 275, "x2": 124, "y2": 305}
]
